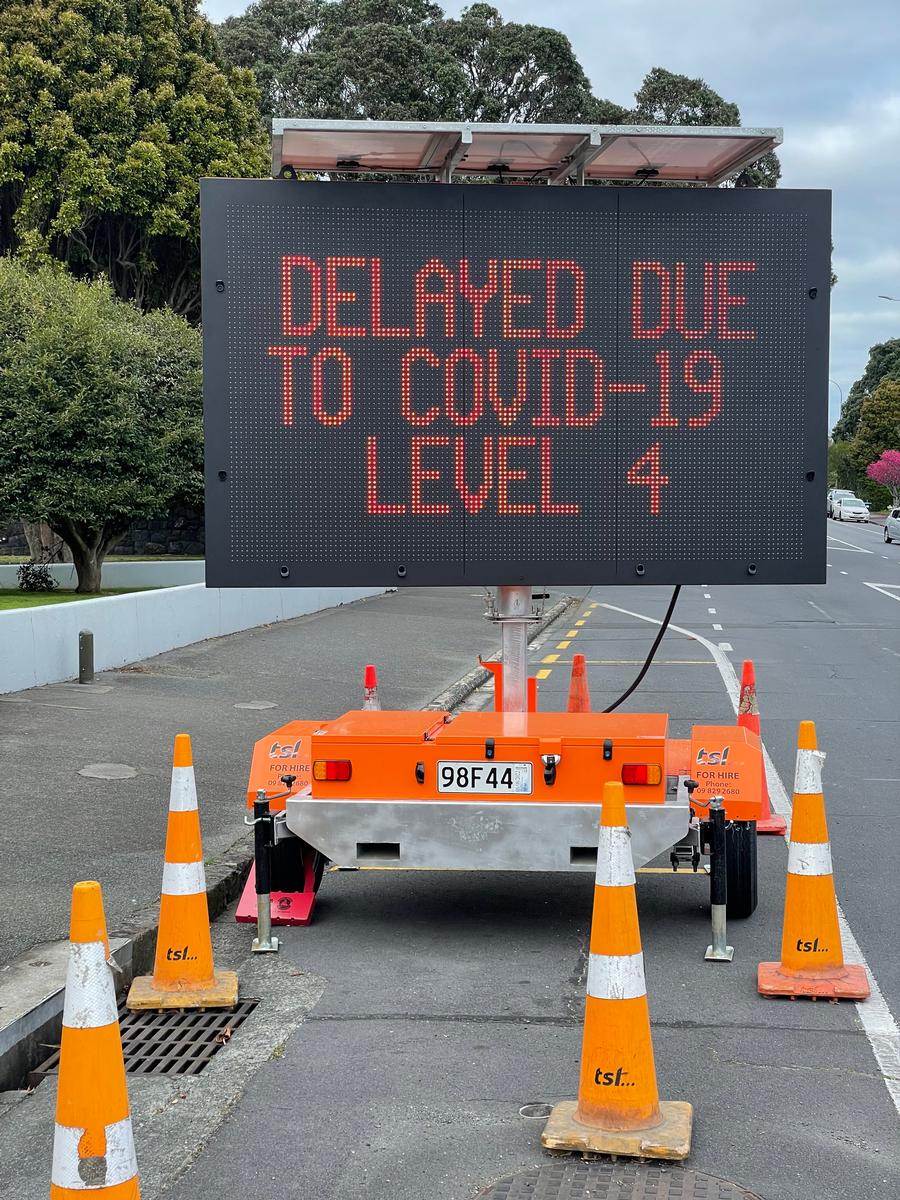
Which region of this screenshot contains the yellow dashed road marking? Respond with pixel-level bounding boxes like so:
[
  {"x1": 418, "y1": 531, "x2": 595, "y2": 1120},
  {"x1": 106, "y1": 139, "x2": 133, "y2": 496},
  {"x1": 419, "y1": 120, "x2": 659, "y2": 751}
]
[
  {"x1": 566, "y1": 629, "x2": 579, "y2": 637},
  {"x1": 575, "y1": 619, "x2": 585, "y2": 626},
  {"x1": 542, "y1": 653, "x2": 560, "y2": 663},
  {"x1": 556, "y1": 640, "x2": 571, "y2": 649},
  {"x1": 536, "y1": 668, "x2": 553, "y2": 680}
]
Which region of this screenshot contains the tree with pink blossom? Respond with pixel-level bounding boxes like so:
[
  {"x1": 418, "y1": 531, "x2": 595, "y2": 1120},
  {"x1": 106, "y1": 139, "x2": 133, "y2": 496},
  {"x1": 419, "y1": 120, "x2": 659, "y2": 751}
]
[{"x1": 867, "y1": 450, "x2": 900, "y2": 509}]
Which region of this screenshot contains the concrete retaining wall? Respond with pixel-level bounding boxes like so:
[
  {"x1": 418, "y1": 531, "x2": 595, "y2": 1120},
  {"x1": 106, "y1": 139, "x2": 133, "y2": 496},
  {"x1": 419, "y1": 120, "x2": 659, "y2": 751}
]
[
  {"x1": 0, "y1": 559, "x2": 204, "y2": 589},
  {"x1": 0, "y1": 583, "x2": 384, "y2": 695}
]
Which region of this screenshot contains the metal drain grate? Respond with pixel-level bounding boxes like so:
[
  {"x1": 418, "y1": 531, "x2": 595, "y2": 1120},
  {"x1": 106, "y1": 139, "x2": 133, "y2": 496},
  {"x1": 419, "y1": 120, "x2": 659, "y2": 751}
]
[
  {"x1": 29, "y1": 1000, "x2": 258, "y2": 1086},
  {"x1": 478, "y1": 1162, "x2": 764, "y2": 1199}
]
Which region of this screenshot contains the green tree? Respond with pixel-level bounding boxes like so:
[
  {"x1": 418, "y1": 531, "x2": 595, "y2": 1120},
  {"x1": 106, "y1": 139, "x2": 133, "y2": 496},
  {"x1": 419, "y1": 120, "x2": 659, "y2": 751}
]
[
  {"x1": 218, "y1": 0, "x2": 469, "y2": 120},
  {"x1": 851, "y1": 378, "x2": 900, "y2": 475},
  {"x1": 216, "y1": 0, "x2": 627, "y2": 124},
  {"x1": 437, "y1": 4, "x2": 626, "y2": 123},
  {"x1": 631, "y1": 67, "x2": 780, "y2": 187},
  {"x1": 832, "y1": 337, "x2": 900, "y2": 441},
  {"x1": 0, "y1": 259, "x2": 203, "y2": 592},
  {"x1": 0, "y1": 0, "x2": 268, "y2": 318},
  {"x1": 828, "y1": 439, "x2": 859, "y2": 490}
]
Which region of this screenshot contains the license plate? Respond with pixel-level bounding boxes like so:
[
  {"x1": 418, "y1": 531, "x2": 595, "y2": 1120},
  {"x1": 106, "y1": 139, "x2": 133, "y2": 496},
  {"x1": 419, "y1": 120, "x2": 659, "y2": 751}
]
[{"x1": 437, "y1": 760, "x2": 533, "y2": 795}]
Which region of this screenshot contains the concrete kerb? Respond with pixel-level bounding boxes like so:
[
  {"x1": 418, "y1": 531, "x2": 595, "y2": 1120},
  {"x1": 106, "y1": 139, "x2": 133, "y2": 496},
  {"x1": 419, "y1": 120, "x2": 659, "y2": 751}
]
[
  {"x1": 0, "y1": 841, "x2": 252, "y2": 1093},
  {"x1": 0, "y1": 591, "x2": 576, "y2": 1092}
]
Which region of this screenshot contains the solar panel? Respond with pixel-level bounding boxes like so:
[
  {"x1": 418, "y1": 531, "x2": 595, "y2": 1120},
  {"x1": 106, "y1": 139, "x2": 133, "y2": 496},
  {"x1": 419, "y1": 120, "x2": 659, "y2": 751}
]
[{"x1": 271, "y1": 119, "x2": 782, "y2": 185}]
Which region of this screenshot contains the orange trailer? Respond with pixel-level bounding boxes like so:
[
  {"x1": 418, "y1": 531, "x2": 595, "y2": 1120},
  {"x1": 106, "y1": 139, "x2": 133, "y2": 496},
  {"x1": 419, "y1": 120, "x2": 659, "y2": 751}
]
[{"x1": 243, "y1": 658, "x2": 763, "y2": 924}]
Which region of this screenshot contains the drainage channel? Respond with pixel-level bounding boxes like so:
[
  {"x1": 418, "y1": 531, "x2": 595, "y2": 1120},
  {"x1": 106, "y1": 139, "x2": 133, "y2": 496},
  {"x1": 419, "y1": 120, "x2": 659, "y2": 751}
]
[
  {"x1": 478, "y1": 1162, "x2": 764, "y2": 1199},
  {"x1": 28, "y1": 999, "x2": 258, "y2": 1085}
]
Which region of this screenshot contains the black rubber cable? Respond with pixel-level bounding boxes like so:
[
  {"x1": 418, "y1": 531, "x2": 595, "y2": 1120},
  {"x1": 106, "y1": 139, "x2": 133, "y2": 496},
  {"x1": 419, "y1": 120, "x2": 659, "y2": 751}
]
[{"x1": 601, "y1": 585, "x2": 682, "y2": 713}]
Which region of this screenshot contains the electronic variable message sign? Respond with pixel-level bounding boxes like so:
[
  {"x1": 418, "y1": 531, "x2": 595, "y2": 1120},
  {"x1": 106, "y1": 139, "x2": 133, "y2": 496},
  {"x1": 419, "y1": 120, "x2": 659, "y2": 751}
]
[{"x1": 201, "y1": 181, "x2": 830, "y2": 587}]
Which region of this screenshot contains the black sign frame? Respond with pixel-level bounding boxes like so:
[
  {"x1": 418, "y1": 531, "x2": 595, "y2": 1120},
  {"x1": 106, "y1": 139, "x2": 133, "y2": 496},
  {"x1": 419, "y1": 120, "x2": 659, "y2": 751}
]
[{"x1": 202, "y1": 179, "x2": 830, "y2": 588}]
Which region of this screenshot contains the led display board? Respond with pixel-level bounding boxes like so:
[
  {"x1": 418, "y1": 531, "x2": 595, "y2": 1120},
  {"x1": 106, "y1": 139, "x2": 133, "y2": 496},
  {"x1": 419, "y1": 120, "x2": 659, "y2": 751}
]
[{"x1": 201, "y1": 181, "x2": 830, "y2": 587}]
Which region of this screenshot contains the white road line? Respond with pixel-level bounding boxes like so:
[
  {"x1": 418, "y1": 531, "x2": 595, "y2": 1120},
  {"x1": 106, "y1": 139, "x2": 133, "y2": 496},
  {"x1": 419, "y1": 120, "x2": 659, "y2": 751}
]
[
  {"x1": 708, "y1": 607, "x2": 717, "y2": 614},
  {"x1": 703, "y1": 593, "x2": 712, "y2": 599},
  {"x1": 807, "y1": 600, "x2": 833, "y2": 620},
  {"x1": 827, "y1": 535, "x2": 874, "y2": 554},
  {"x1": 840, "y1": 570, "x2": 849, "y2": 576},
  {"x1": 712, "y1": 623, "x2": 723, "y2": 631},
  {"x1": 718, "y1": 642, "x2": 733, "y2": 651},
  {"x1": 864, "y1": 582, "x2": 900, "y2": 604},
  {"x1": 599, "y1": 598, "x2": 900, "y2": 1119}
]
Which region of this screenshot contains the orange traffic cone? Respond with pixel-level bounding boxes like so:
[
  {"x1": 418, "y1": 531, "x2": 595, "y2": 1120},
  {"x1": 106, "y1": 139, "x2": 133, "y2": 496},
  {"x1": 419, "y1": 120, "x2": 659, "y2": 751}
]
[
  {"x1": 127, "y1": 735, "x2": 238, "y2": 1010},
  {"x1": 566, "y1": 653, "x2": 591, "y2": 713},
  {"x1": 363, "y1": 663, "x2": 381, "y2": 710},
  {"x1": 542, "y1": 782, "x2": 692, "y2": 1160},
  {"x1": 52, "y1": 881, "x2": 140, "y2": 1198},
  {"x1": 758, "y1": 721, "x2": 869, "y2": 1000},
  {"x1": 737, "y1": 660, "x2": 786, "y2": 835}
]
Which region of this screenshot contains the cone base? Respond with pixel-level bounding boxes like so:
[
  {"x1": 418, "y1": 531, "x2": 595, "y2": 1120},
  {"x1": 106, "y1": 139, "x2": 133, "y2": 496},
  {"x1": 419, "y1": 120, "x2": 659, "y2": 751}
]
[
  {"x1": 756, "y1": 814, "x2": 787, "y2": 835},
  {"x1": 126, "y1": 970, "x2": 239, "y2": 1011},
  {"x1": 757, "y1": 961, "x2": 870, "y2": 1000},
  {"x1": 541, "y1": 1100, "x2": 693, "y2": 1162}
]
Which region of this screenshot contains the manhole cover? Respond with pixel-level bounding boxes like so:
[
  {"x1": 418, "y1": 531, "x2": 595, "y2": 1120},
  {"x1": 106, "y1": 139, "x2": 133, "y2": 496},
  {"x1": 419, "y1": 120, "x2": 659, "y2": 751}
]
[
  {"x1": 478, "y1": 1162, "x2": 764, "y2": 1199},
  {"x1": 78, "y1": 763, "x2": 137, "y2": 779},
  {"x1": 28, "y1": 1000, "x2": 257, "y2": 1086}
]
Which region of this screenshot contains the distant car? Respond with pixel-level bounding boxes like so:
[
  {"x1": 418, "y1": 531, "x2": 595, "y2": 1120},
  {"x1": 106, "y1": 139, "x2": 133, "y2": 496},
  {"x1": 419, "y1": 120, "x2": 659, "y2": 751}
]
[
  {"x1": 834, "y1": 496, "x2": 869, "y2": 522},
  {"x1": 827, "y1": 488, "x2": 855, "y2": 517},
  {"x1": 884, "y1": 508, "x2": 900, "y2": 543}
]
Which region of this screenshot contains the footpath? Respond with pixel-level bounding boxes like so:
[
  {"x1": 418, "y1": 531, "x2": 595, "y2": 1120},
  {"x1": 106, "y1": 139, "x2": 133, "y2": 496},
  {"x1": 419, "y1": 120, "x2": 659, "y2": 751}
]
[{"x1": 0, "y1": 586, "x2": 568, "y2": 970}]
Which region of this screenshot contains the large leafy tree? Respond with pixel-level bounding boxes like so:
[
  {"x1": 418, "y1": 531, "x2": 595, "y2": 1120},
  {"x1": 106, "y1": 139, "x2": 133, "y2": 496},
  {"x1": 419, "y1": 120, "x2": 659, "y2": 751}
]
[
  {"x1": 0, "y1": 259, "x2": 203, "y2": 592},
  {"x1": 438, "y1": 3, "x2": 626, "y2": 123},
  {"x1": 631, "y1": 67, "x2": 780, "y2": 187},
  {"x1": 216, "y1": 0, "x2": 627, "y2": 123},
  {"x1": 832, "y1": 337, "x2": 900, "y2": 441},
  {"x1": 851, "y1": 378, "x2": 900, "y2": 475},
  {"x1": 0, "y1": 0, "x2": 269, "y2": 317}
]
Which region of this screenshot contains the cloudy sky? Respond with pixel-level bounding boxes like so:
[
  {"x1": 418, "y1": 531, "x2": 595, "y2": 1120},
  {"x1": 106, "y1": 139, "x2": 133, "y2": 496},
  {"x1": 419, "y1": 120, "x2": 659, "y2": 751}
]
[{"x1": 202, "y1": 0, "x2": 900, "y2": 429}]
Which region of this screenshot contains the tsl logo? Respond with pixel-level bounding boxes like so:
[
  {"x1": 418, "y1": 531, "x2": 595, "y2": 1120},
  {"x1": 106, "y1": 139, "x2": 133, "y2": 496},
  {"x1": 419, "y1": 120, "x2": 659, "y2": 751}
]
[
  {"x1": 269, "y1": 739, "x2": 303, "y2": 760},
  {"x1": 696, "y1": 746, "x2": 730, "y2": 765}
]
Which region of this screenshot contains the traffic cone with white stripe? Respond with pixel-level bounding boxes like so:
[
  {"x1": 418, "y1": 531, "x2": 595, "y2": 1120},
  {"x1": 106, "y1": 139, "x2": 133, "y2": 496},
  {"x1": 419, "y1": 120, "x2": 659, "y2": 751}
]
[
  {"x1": 566, "y1": 653, "x2": 591, "y2": 713},
  {"x1": 127, "y1": 735, "x2": 238, "y2": 1010},
  {"x1": 362, "y1": 664, "x2": 381, "y2": 710},
  {"x1": 52, "y1": 881, "x2": 140, "y2": 1198},
  {"x1": 737, "y1": 660, "x2": 786, "y2": 835},
  {"x1": 542, "y1": 782, "x2": 692, "y2": 1160},
  {"x1": 758, "y1": 721, "x2": 869, "y2": 1000}
]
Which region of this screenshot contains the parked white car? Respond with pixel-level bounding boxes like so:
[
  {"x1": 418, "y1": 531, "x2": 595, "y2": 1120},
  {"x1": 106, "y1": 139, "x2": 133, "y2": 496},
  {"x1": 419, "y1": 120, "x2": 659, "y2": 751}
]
[
  {"x1": 884, "y1": 508, "x2": 900, "y2": 543},
  {"x1": 827, "y1": 488, "x2": 855, "y2": 517},
  {"x1": 834, "y1": 496, "x2": 869, "y2": 522}
]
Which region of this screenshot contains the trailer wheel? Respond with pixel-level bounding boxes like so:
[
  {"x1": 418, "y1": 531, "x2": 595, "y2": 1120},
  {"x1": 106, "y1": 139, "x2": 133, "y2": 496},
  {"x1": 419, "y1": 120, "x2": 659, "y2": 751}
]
[
  {"x1": 726, "y1": 820, "x2": 758, "y2": 918},
  {"x1": 270, "y1": 835, "x2": 326, "y2": 894}
]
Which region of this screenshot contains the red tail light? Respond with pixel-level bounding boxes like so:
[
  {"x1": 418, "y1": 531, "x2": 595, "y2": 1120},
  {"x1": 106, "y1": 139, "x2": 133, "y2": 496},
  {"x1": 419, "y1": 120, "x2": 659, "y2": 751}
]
[
  {"x1": 621, "y1": 763, "x2": 662, "y2": 786},
  {"x1": 313, "y1": 760, "x2": 352, "y2": 782}
]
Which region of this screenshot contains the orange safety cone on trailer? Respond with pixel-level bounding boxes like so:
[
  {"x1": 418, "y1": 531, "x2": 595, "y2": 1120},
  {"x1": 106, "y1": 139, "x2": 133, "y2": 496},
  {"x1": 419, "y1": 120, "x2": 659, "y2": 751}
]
[
  {"x1": 127, "y1": 735, "x2": 238, "y2": 1010},
  {"x1": 542, "y1": 781, "x2": 692, "y2": 1161},
  {"x1": 758, "y1": 721, "x2": 869, "y2": 1000},
  {"x1": 362, "y1": 664, "x2": 381, "y2": 710},
  {"x1": 566, "y1": 653, "x2": 592, "y2": 713},
  {"x1": 737, "y1": 660, "x2": 786, "y2": 836},
  {"x1": 51, "y1": 881, "x2": 140, "y2": 1198}
]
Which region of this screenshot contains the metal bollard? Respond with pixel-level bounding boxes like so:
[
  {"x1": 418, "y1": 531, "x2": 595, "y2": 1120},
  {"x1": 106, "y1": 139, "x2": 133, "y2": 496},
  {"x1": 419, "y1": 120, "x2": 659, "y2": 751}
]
[
  {"x1": 704, "y1": 795, "x2": 734, "y2": 962},
  {"x1": 78, "y1": 630, "x2": 94, "y2": 684},
  {"x1": 251, "y1": 789, "x2": 279, "y2": 953}
]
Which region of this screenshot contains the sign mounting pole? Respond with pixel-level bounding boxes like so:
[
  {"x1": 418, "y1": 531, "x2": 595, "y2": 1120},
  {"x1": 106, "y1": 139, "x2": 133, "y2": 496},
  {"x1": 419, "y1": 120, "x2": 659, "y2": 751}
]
[{"x1": 496, "y1": 585, "x2": 534, "y2": 714}]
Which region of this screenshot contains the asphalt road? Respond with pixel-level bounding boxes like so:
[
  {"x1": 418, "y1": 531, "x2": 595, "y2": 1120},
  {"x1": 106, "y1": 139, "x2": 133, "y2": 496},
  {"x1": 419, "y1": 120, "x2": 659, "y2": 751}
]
[{"x1": 1, "y1": 526, "x2": 898, "y2": 1198}]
